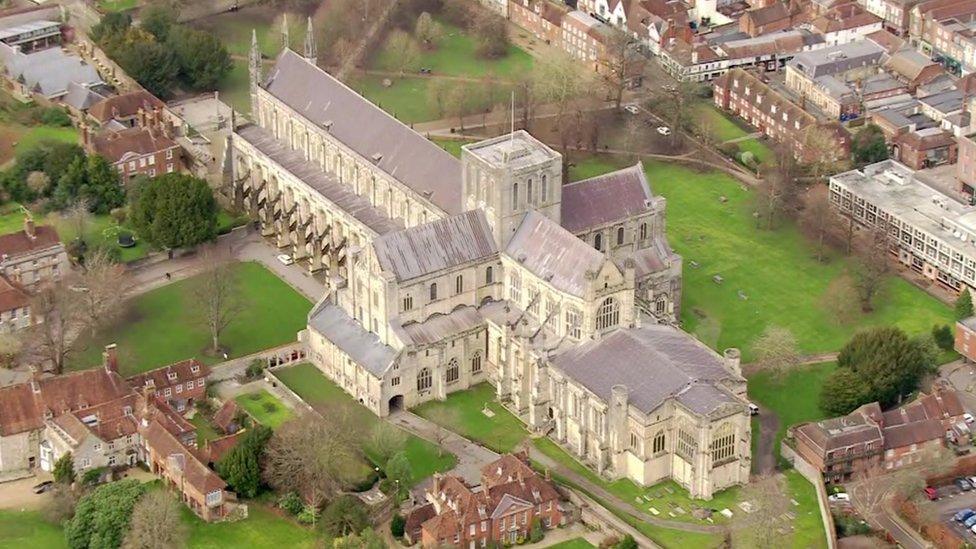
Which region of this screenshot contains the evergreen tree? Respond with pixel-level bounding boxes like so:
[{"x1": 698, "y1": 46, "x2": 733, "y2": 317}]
[
  {"x1": 64, "y1": 479, "x2": 146, "y2": 549},
  {"x1": 216, "y1": 424, "x2": 272, "y2": 498},
  {"x1": 957, "y1": 288, "x2": 974, "y2": 320},
  {"x1": 322, "y1": 495, "x2": 370, "y2": 537},
  {"x1": 139, "y1": 3, "x2": 178, "y2": 41},
  {"x1": 53, "y1": 155, "x2": 124, "y2": 214},
  {"x1": 819, "y1": 368, "x2": 871, "y2": 416},
  {"x1": 836, "y1": 326, "x2": 932, "y2": 408},
  {"x1": 933, "y1": 324, "x2": 954, "y2": 351},
  {"x1": 851, "y1": 124, "x2": 889, "y2": 167},
  {"x1": 131, "y1": 173, "x2": 217, "y2": 249},
  {"x1": 115, "y1": 39, "x2": 180, "y2": 99},
  {"x1": 390, "y1": 514, "x2": 406, "y2": 538},
  {"x1": 168, "y1": 27, "x2": 232, "y2": 91},
  {"x1": 615, "y1": 535, "x2": 639, "y2": 549},
  {"x1": 385, "y1": 451, "x2": 412, "y2": 490},
  {"x1": 53, "y1": 452, "x2": 74, "y2": 485}
]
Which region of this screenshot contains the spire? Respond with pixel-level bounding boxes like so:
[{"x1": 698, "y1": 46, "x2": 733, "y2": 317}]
[
  {"x1": 281, "y1": 14, "x2": 290, "y2": 51},
  {"x1": 248, "y1": 29, "x2": 261, "y2": 96},
  {"x1": 304, "y1": 16, "x2": 316, "y2": 64}
]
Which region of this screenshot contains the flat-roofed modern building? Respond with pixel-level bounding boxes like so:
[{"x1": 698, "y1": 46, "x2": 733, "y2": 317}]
[{"x1": 828, "y1": 159, "x2": 976, "y2": 293}]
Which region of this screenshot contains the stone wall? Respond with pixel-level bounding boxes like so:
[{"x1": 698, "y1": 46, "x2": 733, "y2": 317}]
[{"x1": 781, "y1": 442, "x2": 838, "y2": 549}]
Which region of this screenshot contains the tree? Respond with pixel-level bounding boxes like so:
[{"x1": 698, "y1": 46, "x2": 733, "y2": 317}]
[
  {"x1": 26, "y1": 171, "x2": 50, "y2": 196},
  {"x1": 426, "y1": 77, "x2": 452, "y2": 118},
  {"x1": 386, "y1": 30, "x2": 421, "y2": 77},
  {"x1": 391, "y1": 514, "x2": 406, "y2": 538},
  {"x1": 367, "y1": 422, "x2": 407, "y2": 465},
  {"x1": 471, "y1": 10, "x2": 509, "y2": 59},
  {"x1": 217, "y1": 425, "x2": 273, "y2": 498},
  {"x1": 53, "y1": 452, "x2": 75, "y2": 485},
  {"x1": 64, "y1": 479, "x2": 146, "y2": 549},
  {"x1": 614, "y1": 535, "x2": 638, "y2": 549},
  {"x1": 798, "y1": 185, "x2": 833, "y2": 262},
  {"x1": 852, "y1": 224, "x2": 891, "y2": 312},
  {"x1": 75, "y1": 248, "x2": 126, "y2": 334},
  {"x1": 130, "y1": 173, "x2": 216, "y2": 249},
  {"x1": 535, "y1": 52, "x2": 595, "y2": 162},
  {"x1": 415, "y1": 12, "x2": 443, "y2": 48},
  {"x1": 754, "y1": 166, "x2": 792, "y2": 230},
  {"x1": 29, "y1": 280, "x2": 83, "y2": 374},
  {"x1": 122, "y1": 490, "x2": 187, "y2": 549},
  {"x1": 424, "y1": 407, "x2": 459, "y2": 455},
  {"x1": 53, "y1": 155, "x2": 125, "y2": 214},
  {"x1": 730, "y1": 475, "x2": 794, "y2": 548},
  {"x1": 752, "y1": 326, "x2": 799, "y2": 380},
  {"x1": 529, "y1": 517, "x2": 543, "y2": 543},
  {"x1": 190, "y1": 253, "x2": 241, "y2": 354},
  {"x1": 263, "y1": 413, "x2": 363, "y2": 507},
  {"x1": 932, "y1": 324, "x2": 954, "y2": 351},
  {"x1": 601, "y1": 29, "x2": 643, "y2": 111},
  {"x1": 385, "y1": 451, "x2": 412, "y2": 492},
  {"x1": 0, "y1": 333, "x2": 22, "y2": 368},
  {"x1": 836, "y1": 326, "x2": 934, "y2": 408},
  {"x1": 91, "y1": 12, "x2": 132, "y2": 43},
  {"x1": 333, "y1": 528, "x2": 386, "y2": 549},
  {"x1": 957, "y1": 288, "x2": 974, "y2": 320},
  {"x1": 42, "y1": 485, "x2": 77, "y2": 525},
  {"x1": 168, "y1": 26, "x2": 232, "y2": 91},
  {"x1": 819, "y1": 367, "x2": 871, "y2": 416},
  {"x1": 819, "y1": 274, "x2": 860, "y2": 326},
  {"x1": 322, "y1": 495, "x2": 370, "y2": 537},
  {"x1": 139, "y1": 3, "x2": 178, "y2": 42},
  {"x1": 800, "y1": 125, "x2": 844, "y2": 182},
  {"x1": 114, "y1": 36, "x2": 181, "y2": 99},
  {"x1": 851, "y1": 124, "x2": 888, "y2": 167}
]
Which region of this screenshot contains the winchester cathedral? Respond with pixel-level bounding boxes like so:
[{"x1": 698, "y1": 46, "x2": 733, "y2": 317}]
[{"x1": 224, "y1": 26, "x2": 750, "y2": 499}]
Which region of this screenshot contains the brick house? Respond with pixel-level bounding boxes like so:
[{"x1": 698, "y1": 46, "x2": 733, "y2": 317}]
[
  {"x1": 561, "y1": 11, "x2": 610, "y2": 70},
  {"x1": 895, "y1": 128, "x2": 958, "y2": 169},
  {"x1": 956, "y1": 134, "x2": 976, "y2": 201},
  {"x1": 0, "y1": 217, "x2": 69, "y2": 289},
  {"x1": 126, "y1": 356, "x2": 209, "y2": 413},
  {"x1": 87, "y1": 90, "x2": 168, "y2": 130},
  {"x1": 508, "y1": 0, "x2": 568, "y2": 45},
  {"x1": 738, "y1": 2, "x2": 792, "y2": 37},
  {"x1": 0, "y1": 274, "x2": 32, "y2": 332},
  {"x1": 411, "y1": 452, "x2": 567, "y2": 547},
  {"x1": 88, "y1": 126, "x2": 182, "y2": 184},
  {"x1": 957, "y1": 316, "x2": 976, "y2": 360}
]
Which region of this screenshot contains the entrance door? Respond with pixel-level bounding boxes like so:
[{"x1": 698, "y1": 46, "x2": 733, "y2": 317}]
[
  {"x1": 39, "y1": 442, "x2": 53, "y2": 472},
  {"x1": 388, "y1": 395, "x2": 404, "y2": 413}
]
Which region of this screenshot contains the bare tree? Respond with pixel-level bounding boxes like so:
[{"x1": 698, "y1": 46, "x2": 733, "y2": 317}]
[
  {"x1": 731, "y1": 474, "x2": 794, "y2": 549},
  {"x1": 263, "y1": 411, "x2": 363, "y2": 507},
  {"x1": 535, "y1": 52, "x2": 597, "y2": 171},
  {"x1": 75, "y1": 248, "x2": 126, "y2": 335},
  {"x1": 424, "y1": 407, "x2": 460, "y2": 456},
  {"x1": 599, "y1": 29, "x2": 643, "y2": 111},
  {"x1": 513, "y1": 71, "x2": 540, "y2": 131},
  {"x1": 367, "y1": 422, "x2": 407, "y2": 465},
  {"x1": 122, "y1": 490, "x2": 187, "y2": 549},
  {"x1": 654, "y1": 81, "x2": 698, "y2": 146},
  {"x1": 801, "y1": 125, "x2": 844, "y2": 183},
  {"x1": 191, "y1": 253, "x2": 241, "y2": 355},
  {"x1": 26, "y1": 171, "x2": 50, "y2": 196},
  {"x1": 62, "y1": 198, "x2": 93, "y2": 242},
  {"x1": 386, "y1": 30, "x2": 421, "y2": 77},
  {"x1": 819, "y1": 274, "x2": 860, "y2": 326},
  {"x1": 754, "y1": 169, "x2": 790, "y2": 230},
  {"x1": 0, "y1": 333, "x2": 22, "y2": 368},
  {"x1": 427, "y1": 78, "x2": 452, "y2": 119},
  {"x1": 414, "y1": 11, "x2": 443, "y2": 48},
  {"x1": 798, "y1": 185, "x2": 832, "y2": 262},
  {"x1": 29, "y1": 279, "x2": 83, "y2": 374},
  {"x1": 852, "y1": 222, "x2": 892, "y2": 312},
  {"x1": 752, "y1": 326, "x2": 799, "y2": 380}
]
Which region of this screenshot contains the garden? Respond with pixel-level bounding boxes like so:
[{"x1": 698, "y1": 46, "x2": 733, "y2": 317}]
[
  {"x1": 412, "y1": 382, "x2": 528, "y2": 453},
  {"x1": 235, "y1": 390, "x2": 295, "y2": 429},
  {"x1": 67, "y1": 262, "x2": 312, "y2": 375}
]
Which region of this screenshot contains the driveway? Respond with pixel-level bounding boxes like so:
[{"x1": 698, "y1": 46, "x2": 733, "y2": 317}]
[
  {"x1": 848, "y1": 474, "x2": 931, "y2": 549},
  {"x1": 753, "y1": 405, "x2": 780, "y2": 475},
  {"x1": 0, "y1": 473, "x2": 53, "y2": 511}
]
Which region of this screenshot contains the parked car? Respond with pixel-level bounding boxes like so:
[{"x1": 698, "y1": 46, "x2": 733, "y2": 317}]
[
  {"x1": 964, "y1": 514, "x2": 976, "y2": 529},
  {"x1": 748, "y1": 403, "x2": 760, "y2": 416},
  {"x1": 956, "y1": 478, "x2": 973, "y2": 491},
  {"x1": 955, "y1": 508, "x2": 975, "y2": 522},
  {"x1": 31, "y1": 480, "x2": 53, "y2": 494},
  {"x1": 827, "y1": 493, "x2": 850, "y2": 503},
  {"x1": 276, "y1": 254, "x2": 294, "y2": 266},
  {"x1": 923, "y1": 486, "x2": 938, "y2": 500},
  {"x1": 656, "y1": 126, "x2": 672, "y2": 136},
  {"x1": 965, "y1": 412, "x2": 974, "y2": 424},
  {"x1": 623, "y1": 104, "x2": 639, "y2": 115},
  {"x1": 970, "y1": 524, "x2": 976, "y2": 536}
]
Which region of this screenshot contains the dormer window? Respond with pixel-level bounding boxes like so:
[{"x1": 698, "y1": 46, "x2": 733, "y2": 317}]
[
  {"x1": 145, "y1": 379, "x2": 154, "y2": 387},
  {"x1": 190, "y1": 364, "x2": 199, "y2": 374},
  {"x1": 167, "y1": 371, "x2": 178, "y2": 382}
]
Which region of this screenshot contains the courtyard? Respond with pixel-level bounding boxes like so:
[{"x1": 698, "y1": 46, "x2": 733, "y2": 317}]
[
  {"x1": 412, "y1": 382, "x2": 528, "y2": 453},
  {"x1": 274, "y1": 362, "x2": 456, "y2": 486},
  {"x1": 235, "y1": 390, "x2": 294, "y2": 429},
  {"x1": 67, "y1": 261, "x2": 312, "y2": 375}
]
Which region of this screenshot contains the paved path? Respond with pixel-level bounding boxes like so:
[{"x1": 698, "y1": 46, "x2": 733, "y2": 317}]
[
  {"x1": 848, "y1": 475, "x2": 931, "y2": 549},
  {"x1": 753, "y1": 406, "x2": 780, "y2": 475},
  {"x1": 525, "y1": 441, "x2": 726, "y2": 536},
  {"x1": 722, "y1": 132, "x2": 762, "y2": 144},
  {"x1": 388, "y1": 410, "x2": 498, "y2": 489}
]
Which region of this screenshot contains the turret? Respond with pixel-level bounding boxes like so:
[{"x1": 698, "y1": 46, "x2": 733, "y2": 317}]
[
  {"x1": 303, "y1": 17, "x2": 316, "y2": 65},
  {"x1": 723, "y1": 348, "x2": 741, "y2": 377}
]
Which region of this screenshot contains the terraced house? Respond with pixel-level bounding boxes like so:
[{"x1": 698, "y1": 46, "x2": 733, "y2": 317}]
[{"x1": 227, "y1": 32, "x2": 749, "y2": 499}]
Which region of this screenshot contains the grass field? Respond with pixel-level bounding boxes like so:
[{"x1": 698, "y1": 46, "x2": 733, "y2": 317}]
[
  {"x1": 786, "y1": 470, "x2": 828, "y2": 549},
  {"x1": 0, "y1": 203, "x2": 28, "y2": 235},
  {"x1": 67, "y1": 262, "x2": 311, "y2": 374},
  {"x1": 370, "y1": 18, "x2": 533, "y2": 79},
  {"x1": 218, "y1": 60, "x2": 254, "y2": 116},
  {"x1": 545, "y1": 539, "x2": 595, "y2": 549},
  {"x1": 190, "y1": 7, "x2": 308, "y2": 58},
  {"x1": 749, "y1": 362, "x2": 837, "y2": 458},
  {"x1": 98, "y1": 0, "x2": 140, "y2": 12},
  {"x1": 694, "y1": 103, "x2": 750, "y2": 142},
  {"x1": 736, "y1": 138, "x2": 774, "y2": 165},
  {"x1": 185, "y1": 502, "x2": 317, "y2": 548},
  {"x1": 429, "y1": 137, "x2": 473, "y2": 159},
  {"x1": 347, "y1": 75, "x2": 438, "y2": 125},
  {"x1": 190, "y1": 413, "x2": 222, "y2": 447},
  {"x1": 275, "y1": 363, "x2": 455, "y2": 485},
  {"x1": 14, "y1": 125, "x2": 78, "y2": 155},
  {"x1": 413, "y1": 383, "x2": 528, "y2": 453},
  {"x1": 0, "y1": 510, "x2": 66, "y2": 548},
  {"x1": 235, "y1": 390, "x2": 294, "y2": 428},
  {"x1": 52, "y1": 213, "x2": 149, "y2": 263},
  {"x1": 570, "y1": 155, "x2": 952, "y2": 361}
]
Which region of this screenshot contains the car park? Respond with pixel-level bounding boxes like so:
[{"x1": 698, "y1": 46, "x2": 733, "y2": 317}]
[
  {"x1": 924, "y1": 486, "x2": 938, "y2": 500},
  {"x1": 956, "y1": 478, "x2": 973, "y2": 491},
  {"x1": 964, "y1": 514, "x2": 976, "y2": 529},
  {"x1": 828, "y1": 493, "x2": 850, "y2": 503},
  {"x1": 955, "y1": 509, "x2": 975, "y2": 522}
]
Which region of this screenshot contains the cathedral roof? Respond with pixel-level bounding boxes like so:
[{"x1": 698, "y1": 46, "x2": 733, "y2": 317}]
[
  {"x1": 373, "y1": 210, "x2": 497, "y2": 283},
  {"x1": 551, "y1": 325, "x2": 744, "y2": 414},
  {"x1": 263, "y1": 49, "x2": 463, "y2": 214},
  {"x1": 560, "y1": 163, "x2": 657, "y2": 234},
  {"x1": 308, "y1": 302, "x2": 398, "y2": 376},
  {"x1": 506, "y1": 211, "x2": 604, "y2": 298}
]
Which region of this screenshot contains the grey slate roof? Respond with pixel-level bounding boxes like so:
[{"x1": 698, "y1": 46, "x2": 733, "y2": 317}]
[
  {"x1": 263, "y1": 49, "x2": 463, "y2": 214},
  {"x1": 373, "y1": 210, "x2": 497, "y2": 283},
  {"x1": 560, "y1": 163, "x2": 655, "y2": 234},
  {"x1": 308, "y1": 302, "x2": 397, "y2": 376},
  {"x1": 628, "y1": 238, "x2": 679, "y2": 278},
  {"x1": 61, "y1": 82, "x2": 105, "y2": 111},
  {"x1": 0, "y1": 43, "x2": 103, "y2": 99},
  {"x1": 396, "y1": 305, "x2": 485, "y2": 346},
  {"x1": 235, "y1": 124, "x2": 402, "y2": 236},
  {"x1": 787, "y1": 41, "x2": 884, "y2": 78},
  {"x1": 551, "y1": 325, "x2": 743, "y2": 414},
  {"x1": 506, "y1": 211, "x2": 604, "y2": 298}
]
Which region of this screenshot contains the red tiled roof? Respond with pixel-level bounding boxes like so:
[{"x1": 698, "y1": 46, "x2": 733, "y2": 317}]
[
  {"x1": 0, "y1": 275, "x2": 29, "y2": 313},
  {"x1": 0, "y1": 224, "x2": 62, "y2": 258},
  {"x1": 88, "y1": 90, "x2": 165, "y2": 124},
  {"x1": 127, "y1": 359, "x2": 208, "y2": 392},
  {"x1": 91, "y1": 127, "x2": 179, "y2": 164},
  {"x1": 212, "y1": 400, "x2": 241, "y2": 433},
  {"x1": 142, "y1": 418, "x2": 226, "y2": 493},
  {"x1": 203, "y1": 431, "x2": 244, "y2": 464}
]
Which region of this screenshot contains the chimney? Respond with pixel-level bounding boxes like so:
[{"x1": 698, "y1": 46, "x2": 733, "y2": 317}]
[
  {"x1": 23, "y1": 217, "x2": 35, "y2": 240},
  {"x1": 81, "y1": 123, "x2": 90, "y2": 148},
  {"x1": 723, "y1": 348, "x2": 741, "y2": 376},
  {"x1": 432, "y1": 473, "x2": 442, "y2": 494},
  {"x1": 103, "y1": 343, "x2": 118, "y2": 374},
  {"x1": 544, "y1": 468, "x2": 551, "y2": 481},
  {"x1": 692, "y1": 48, "x2": 699, "y2": 64}
]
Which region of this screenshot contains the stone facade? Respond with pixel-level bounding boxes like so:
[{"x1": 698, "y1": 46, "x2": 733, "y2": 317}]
[{"x1": 229, "y1": 41, "x2": 746, "y2": 499}]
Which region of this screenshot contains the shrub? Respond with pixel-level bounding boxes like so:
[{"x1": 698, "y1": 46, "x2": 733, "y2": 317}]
[
  {"x1": 262, "y1": 401, "x2": 277, "y2": 413},
  {"x1": 278, "y1": 492, "x2": 304, "y2": 516},
  {"x1": 81, "y1": 467, "x2": 107, "y2": 486},
  {"x1": 834, "y1": 513, "x2": 871, "y2": 537},
  {"x1": 296, "y1": 504, "x2": 320, "y2": 525},
  {"x1": 53, "y1": 453, "x2": 75, "y2": 485},
  {"x1": 244, "y1": 359, "x2": 265, "y2": 379},
  {"x1": 615, "y1": 535, "x2": 638, "y2": 549},
  {"x1": 40, "y1": 107, "x2": 71, "y2": 127},
  {"x1": 719, "y1": 142, "x2": 740, "y2": 158},
  {"x1": 391, "y1": 513, "x2": 406, "y2": 538},
  {"x1": 933, "y1": 324, "x2": 954, "y2": 351},
  {"x1": 529, "y1": 517, "x2": 543, "y2": 543}
]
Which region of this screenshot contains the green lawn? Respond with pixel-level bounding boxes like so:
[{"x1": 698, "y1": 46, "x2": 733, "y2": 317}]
[
  {"x1": 413, "y1": 383, "x2": 528, "y2": 453},
  {"x1": 275, "y1": 363, "x2": 455, "y2": 486},
  {"x1": 218, "y1": 59, "x2": 254, "y2": 116},
  {"x1": 570, "y1": 155, "x2": 952, "y2": 361},
  {"x1": 184, "y1": 502, "x2": 318, "y2": 548},
  {"x1": 98, "y1": 0, "x2": 139, "y2": 12},
  {"x1": 0, "y1": 203, "x2": 28, "y2": 235},
  {"x1": 235, "y1": 390, "x2": 294, "y2": 428},
  {"x1": 545, "y1": 539, "x2": 595, "y2": 549},
  {"x1": 786, "y1": 470, "x2": 828, "y2": 549},
  {"x1": 52, "y1": 213, "x2": 149, "y2": 263},
  {"x1": 190, "y1": 412, "x2": 222, "y2": 447},
  {"x1": 67, "y1": 261, "x2": 311, "y2": 374},
  {"x1": 217, "y1": 209, "x2": 250, "y2": 235},
  {"x1": 0, "y1": 510, "x2": 66, "y2": 548},
  {"x1": 347, "y1": 75, "x2": 438, "y2": 125},
  {"x1": 429, "y1": 137, "x2": 473, "y2": 159},
  {"x1": 370, "y1": 18, "x2": 533, "y2": 79},
  {"x1": 14, "y1": 125, "x2": 78, "y2": 155},
  {"x1": 694, "y1": 103, "x2": 750, "y2": 142},
  {"x1": 736, "y1": 138, "x2": 774, "y2": 165},
  {"x1": 190, "y1": 8, "x2": 308, "y2": 58},
  {"x1": 749, "y1": 362, "x2": 837, "y2": 461}
]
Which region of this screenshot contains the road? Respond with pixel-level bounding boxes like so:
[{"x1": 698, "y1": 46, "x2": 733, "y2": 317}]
[{"x1": 848, "y1": 473, "x2": 932, "y2": 549}]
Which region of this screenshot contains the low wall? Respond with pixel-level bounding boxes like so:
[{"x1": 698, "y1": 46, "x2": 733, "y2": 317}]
[
  {"x1": 564, "y1": 489, "x2": 659, "y2": 548},
  {"x1": 781, "y1": 443, "x2": 837, "y2": 549}
]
